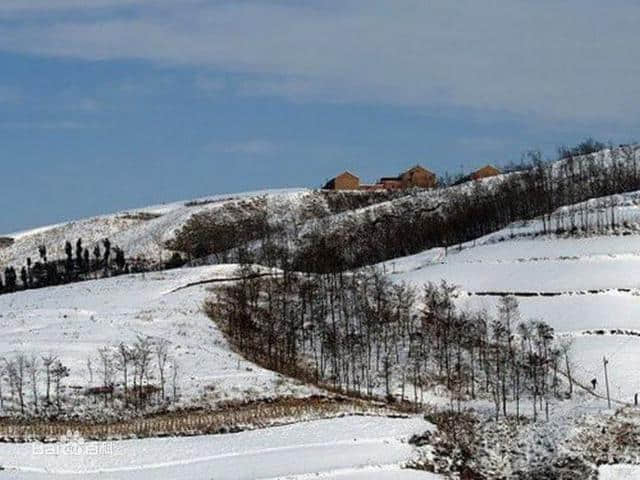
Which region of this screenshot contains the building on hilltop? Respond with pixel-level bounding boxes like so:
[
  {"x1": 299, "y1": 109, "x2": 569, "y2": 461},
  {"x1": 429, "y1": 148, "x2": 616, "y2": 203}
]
[
  {"x1": 454, "y1": 165, "x2": 502, "y2": 185},
  {"x1": 378, "y1": 177, "x2": 404, "y2": 190},
  {"x1": 322, "y1": 164, "x2": 437, "y2": 191},
  {"x1": 323, "y1": 171, "x2": 360, "y2": 190},
  {"x1": 377, "y1": 165, "x2": 437, "y2": 190},
  {"x1": 398, "y1": 165, "x2": 437, "y2": 188},
  {"x1": 470, "y1": 165, "x2": 501, "y2": 181}
]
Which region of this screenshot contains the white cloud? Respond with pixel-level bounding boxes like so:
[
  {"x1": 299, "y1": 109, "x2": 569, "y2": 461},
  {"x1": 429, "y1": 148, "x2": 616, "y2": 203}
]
[{"x1": 1, "y1": 1, "x2": 640, "y2": 122}]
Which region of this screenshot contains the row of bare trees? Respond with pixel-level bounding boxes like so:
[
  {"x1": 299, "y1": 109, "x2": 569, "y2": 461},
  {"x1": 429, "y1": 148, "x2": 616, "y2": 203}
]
[
  {"x1": 0, "y1": 354, "x2": 69, "y2": 416},
  {"x1": 210, "y1": 266, "x2": 569, "y2": 420},
  {"x1": 0, "y1": 336, "x2": 180, "y2": 418},
  {"x1": 87, "y1": 336, "x2": 179, "y2": 410}
]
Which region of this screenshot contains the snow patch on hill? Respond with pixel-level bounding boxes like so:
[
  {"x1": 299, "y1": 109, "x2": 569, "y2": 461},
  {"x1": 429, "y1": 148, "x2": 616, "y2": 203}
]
[
  {"x1": 387, "y1": 200, "x2": 640, "y2": 403},
  {"x1": 0, "y1": 264, "x2": 312, "y2": 416},
  {"x1": 0, "y1": 189, "x2": 309, "y2": 270}
]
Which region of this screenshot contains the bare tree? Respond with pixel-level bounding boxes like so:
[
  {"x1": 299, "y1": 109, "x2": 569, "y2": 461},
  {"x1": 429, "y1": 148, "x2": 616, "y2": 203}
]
[
  {"x1": 7, "y1": 354, "x2": 27, "y2": 415},
  {"x1": 558, "y1": 338, "x2": 574, "y2": 397},
  {"x1": 27, "y1": 354, "x2": 40, "y2": 414},
  {"x1": 150, "y1": 230, "x2": 167, "y2": 268},
  {"x1": 98, "y1": 347, "x2": 114, "y2": 406},
  {"x1": 4, "y1": 359, "x2": 16, "y2": 408},
  {"x1": 116, "y1": 342, "x2": 132, "y2": 403},
  {"x1": 133, "y1": 336, "x2": 152, "y2": 407},
  {"x1": 155, "y1": 339, "x2": 170, "y2": 401},
  {"x1": 86, "y1": 357, "x2": 94, "y2": 386},
  {"x1": 51, "y1": 360, "x2": 70, "y2": 411},
  {"x1": 171, "y1": 359, "x2": 179, "y2": 402},
  {"x1": 41, "y1": 354, "x2": 57, "y2": 406},
  {"x1": 0, "y1": 357, "x2": 5, "y2": 411}
]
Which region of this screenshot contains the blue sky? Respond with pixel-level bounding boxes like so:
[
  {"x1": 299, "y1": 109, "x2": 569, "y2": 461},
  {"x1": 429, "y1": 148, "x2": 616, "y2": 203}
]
[{"x1": 1, "y1": 0, "x2": 639, "y2": 233}]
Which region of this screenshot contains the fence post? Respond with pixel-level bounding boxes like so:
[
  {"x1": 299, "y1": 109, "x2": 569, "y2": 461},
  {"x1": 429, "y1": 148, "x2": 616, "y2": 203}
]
[{"x1": 603, "y1": 356, "x2": 611, "y2": 409}]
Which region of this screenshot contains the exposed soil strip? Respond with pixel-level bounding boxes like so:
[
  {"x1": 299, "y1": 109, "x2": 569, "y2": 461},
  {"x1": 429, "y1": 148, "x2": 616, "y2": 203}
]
[
  {"x1": 0, "y1": 396, "x2": 400, "y2": 443},
  {"x1": 168, "y1": 272, "x2": 280, "y2": 294},
  {"x1": 581, "y1": 328, "x2": 640, "y2": 337},
  {"x1": 472, "y1": 287, "x2": 634, "y2": 297}
]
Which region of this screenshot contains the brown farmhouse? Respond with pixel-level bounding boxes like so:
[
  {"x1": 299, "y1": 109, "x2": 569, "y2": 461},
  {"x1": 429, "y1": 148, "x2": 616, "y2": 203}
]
[
  {"x1": 323, "y1": 164, "x2": 437, "y2": 191},
  {"x1": 398, "y1": 165, "x2": 437, "y2": 188},
  {"x1": 470, "y1": 165, "x2": 501, "y2": 180},
  {"x1": 323, "y1": 171, "x2": 360, "y2": 190}
]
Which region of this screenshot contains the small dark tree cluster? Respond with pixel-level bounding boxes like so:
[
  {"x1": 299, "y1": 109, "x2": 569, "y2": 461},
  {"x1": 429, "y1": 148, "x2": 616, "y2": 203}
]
[
  {"x1": 0, "y1": 238, "x2": 136, "y2": 296},
  {"x1": 166, "y1": 208, "x2": 272, "y2": 262},
  {"x1": 557, "y1": 138, "x2": 608, "y2": 159}
]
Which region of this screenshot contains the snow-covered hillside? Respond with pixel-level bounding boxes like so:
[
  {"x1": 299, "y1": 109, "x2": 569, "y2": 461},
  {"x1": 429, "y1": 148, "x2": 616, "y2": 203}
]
[
  {"x1": 0, "y1": 189, "x2": 310, "y2": 270},
  {"x1": 3, "y1": 145, "x2": 638, "y2": 276},
  {"x1": 387, "y1": 193, "x2": 640, "y2": 404},
  {"x1": 0, "y1": 264, "x2": 312, "y2": 417},
  {"x1": 3, "y1": 146, "x2": 640, "y2": 477},
  {"x1": 0, "y1": 182, "x2": 485, "y2": 272}
]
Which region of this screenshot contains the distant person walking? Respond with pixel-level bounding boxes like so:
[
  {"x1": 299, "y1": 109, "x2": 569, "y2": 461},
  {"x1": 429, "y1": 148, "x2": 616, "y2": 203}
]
[{"x1": 591, "y1": 378, "x2": 597, "y2": 390}]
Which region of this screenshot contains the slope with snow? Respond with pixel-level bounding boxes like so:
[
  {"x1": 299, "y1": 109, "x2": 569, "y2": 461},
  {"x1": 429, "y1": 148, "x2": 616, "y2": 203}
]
[
  {"x1": 387, "y1": 195, "x2": 640, "y2": 403},
  {"x1": 0, "y1": 189, "x2": 314, "y2": 269},
  {"x1": 599, "y1": 464, "x2": 640, "y2": 479},
  {"x1": 0, "y1": 415, "x2": 438, "y2": 479},
  {"x1": 0, "y1": 164, "x2": 521, "y2": 273},
  {"x1": 3, "y1": 145, "x2": 640, "y2": 274},
  {"x1": 0, "y1": 264, "x2": 311, "y2": 415}
]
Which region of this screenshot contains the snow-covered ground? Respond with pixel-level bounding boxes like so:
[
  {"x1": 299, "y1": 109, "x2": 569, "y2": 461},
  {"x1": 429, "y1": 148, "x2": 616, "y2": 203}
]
[
  {"x1": 388, "y1": 212, "x2": 640, "y2": 403},
  {"x1": 4, "y1": 154, "x2": 640, "y2": 474},
  {"x1": 599, "y1": 464, "x2": 640, "y2": 479},
  {"x1": 0, "y1": 264, "x2": 310, "y2": 414},
  {"x1": 400, "y1": 253, "x2": 640, "y2": 292},
  {"x1": 0, "y1": 188, "x2": 310, "y2": 270},
  {"x1": 0, "y1": 415, "x2": 439, "y2": 479}
]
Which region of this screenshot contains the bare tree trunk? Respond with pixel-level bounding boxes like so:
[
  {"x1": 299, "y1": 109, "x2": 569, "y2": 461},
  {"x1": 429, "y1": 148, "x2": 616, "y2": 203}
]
[
  {"x1": 565, "y1": 353, "x2": 573, "y2": 396},
  {"x1": 28, "y1": 355, "x2": 39, "y2": 414},
  {"x1": 172, "y1": 360, "x2": 179, "y2": 402},
  {"x1": 155, "y1": 339, "x2": 169, "y2": 401}
]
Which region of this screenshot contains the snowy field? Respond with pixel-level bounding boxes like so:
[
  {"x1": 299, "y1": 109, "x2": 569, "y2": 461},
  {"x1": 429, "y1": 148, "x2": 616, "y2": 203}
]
[
  {"x1": 599, "y1": 464, "x2": 640, "y2": 479},
  {"x1": 400, "y1": 254, "x2": 640, "y2": 292},
  {"x1": 388, "y1": 219, "x2": 640, "y2": 403},
  {"x1": 0, "y1": 416, "x2": 439, "y2": 479},
  {"x1": 0, "y1": 264, "x2": 310, "y2": 413},
  {"x1": 458, "y1": 292, "x2": 640, "y2": 333}
]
